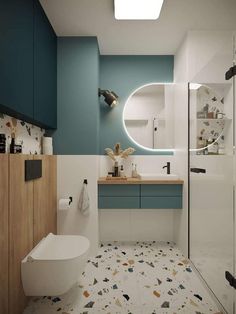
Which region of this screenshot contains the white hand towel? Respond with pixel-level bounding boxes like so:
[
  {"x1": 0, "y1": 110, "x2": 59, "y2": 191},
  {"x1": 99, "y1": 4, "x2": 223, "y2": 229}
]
[{"x1": 78, "y1": 183, "x2": 90, "y2": 215}]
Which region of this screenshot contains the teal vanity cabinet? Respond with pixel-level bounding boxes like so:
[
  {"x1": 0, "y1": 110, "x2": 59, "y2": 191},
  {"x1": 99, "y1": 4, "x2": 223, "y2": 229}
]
[{"x1": 98, "y1": 180, "x2": 183, "y2": 209}]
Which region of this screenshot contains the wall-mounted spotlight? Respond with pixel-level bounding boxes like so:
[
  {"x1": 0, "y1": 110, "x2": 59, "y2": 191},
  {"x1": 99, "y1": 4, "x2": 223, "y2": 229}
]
[{"x1": 98, "y1": 88, "x2": 119, "y2": 108}]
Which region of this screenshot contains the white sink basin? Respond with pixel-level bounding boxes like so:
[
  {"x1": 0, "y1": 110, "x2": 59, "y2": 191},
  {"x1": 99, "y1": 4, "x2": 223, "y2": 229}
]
[{"x1": 140, "y1": 173, "x2": 179, "y2": 180}]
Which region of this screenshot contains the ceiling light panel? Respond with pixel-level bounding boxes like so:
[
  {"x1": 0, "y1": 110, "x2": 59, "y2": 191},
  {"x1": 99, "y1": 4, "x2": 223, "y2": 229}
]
[{"x1": 114, "y1": 0, "x2": 164, "y2": 20}]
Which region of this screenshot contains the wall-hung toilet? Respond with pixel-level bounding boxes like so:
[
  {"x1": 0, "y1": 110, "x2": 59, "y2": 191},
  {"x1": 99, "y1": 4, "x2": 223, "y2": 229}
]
[{"x1": 21, "y1": 233, "x2": 90, "y2": 296}]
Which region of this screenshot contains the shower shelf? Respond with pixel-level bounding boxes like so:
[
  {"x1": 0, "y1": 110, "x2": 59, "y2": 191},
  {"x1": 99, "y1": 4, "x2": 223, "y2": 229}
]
[
  {"x1": 125, "y1": 118, "x2": 148, "y2": 123},
  {"x1": 125, "y1": 118, "x2": 166, "y2": 122},
  {"x1": 197, "y1": 118, "x2": 231, "y2": 121}
]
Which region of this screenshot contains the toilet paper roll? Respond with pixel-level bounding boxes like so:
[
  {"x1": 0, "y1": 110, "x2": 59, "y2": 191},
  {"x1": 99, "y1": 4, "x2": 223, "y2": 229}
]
[
  {"x1": 43, "y1": 137, "x2": 53, "y2": 145},
  {"x1": 59, "y1": 199, "x2": 71, "y2": 210},
  {"x1": 42, "y1": 137, "x2": 53, "y2": 155},
  {"x1": 43, "y1": 144, "x2": 53, "y2": 155}
]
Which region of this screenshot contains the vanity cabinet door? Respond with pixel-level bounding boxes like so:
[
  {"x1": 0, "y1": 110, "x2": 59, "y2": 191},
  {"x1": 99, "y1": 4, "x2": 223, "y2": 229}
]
[
  {"x1": 98, "y1": 184, "x2": 140, "y2": 209},
  {"x1": 141, "y1": 184, "x2": 182, "y2": 197},
  {"x1": 140, "y1": 184, "x2": 183, "y2": 209},
  {"x1": 98, "y1": 196, "x2": 140, "y2": 209},
  {"x1": 141, "y1": 196, "x2": 182, "y2": 209},
  {"x1": 98, "y1": 185, "x2": 139, "y2": 197}
]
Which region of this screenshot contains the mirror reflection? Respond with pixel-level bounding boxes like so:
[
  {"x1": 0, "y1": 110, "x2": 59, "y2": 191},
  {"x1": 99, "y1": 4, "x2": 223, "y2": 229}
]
[{"x1": 123, "y1": 83, "x2": 175, "y2": 150}]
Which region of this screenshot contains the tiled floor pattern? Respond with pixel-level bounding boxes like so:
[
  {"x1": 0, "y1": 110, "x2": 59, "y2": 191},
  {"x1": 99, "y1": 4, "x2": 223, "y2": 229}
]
[{"x1": 24, "y1": 241, "x2": 223, "y2": 314}]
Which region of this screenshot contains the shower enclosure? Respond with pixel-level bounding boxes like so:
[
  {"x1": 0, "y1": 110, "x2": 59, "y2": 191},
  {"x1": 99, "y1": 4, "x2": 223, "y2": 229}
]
[{"x1": 189, "y1": 35, "x2": 235, "y2": 313}]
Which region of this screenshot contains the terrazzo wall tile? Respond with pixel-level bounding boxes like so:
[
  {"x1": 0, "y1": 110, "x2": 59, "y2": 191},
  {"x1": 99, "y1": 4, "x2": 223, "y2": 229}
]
[
  {"x1": 196, "y1": 85, "x2": 227, "y2": 148},
  {"x1": 0, "y1": 113, "x2": 45, "y2": 154},
  {"x1": 24, "y1": 242, "x2": 223, "y2": 314}
]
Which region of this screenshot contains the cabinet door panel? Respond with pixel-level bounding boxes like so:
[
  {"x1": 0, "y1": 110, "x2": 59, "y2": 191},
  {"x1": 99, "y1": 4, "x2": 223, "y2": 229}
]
[
  {"x1": 0, "y1": 155, "x2": 9, "y2": 313},
  {"x1": 33, "y1": 155, "x2": 57, "y2": 245},
  {"x1": 141, "y1": 184, "x2": 182, "y2": 196},
  {"x1": 9, "y1": 155, "x2": 34, "y2": 314},
  {"x1": 98, "y1": 185, "x2": 139, "y2": 197},
  {"x1": 0, "y1": 0, "x2": 34, "y2": 118},
  {"x1": 99, "y1": 196, "x2": 140, "y2": 209},
  {"x1": 141, "y1": 196, "x2": 182, "y2": 209},
  {"x1": 34, "y1": 0, "x2": 57, "y2": 129}
]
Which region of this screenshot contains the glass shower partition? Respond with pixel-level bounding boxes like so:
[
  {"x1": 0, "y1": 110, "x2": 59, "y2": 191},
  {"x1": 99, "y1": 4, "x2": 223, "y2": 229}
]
[{"x1": 189, "y1": 34, "x2": 235, "y2": 313}]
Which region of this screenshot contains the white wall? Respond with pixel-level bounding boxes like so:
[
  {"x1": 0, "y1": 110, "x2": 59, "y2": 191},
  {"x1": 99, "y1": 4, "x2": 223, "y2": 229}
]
[
  {"x1": 174, "y1": 31, "x2": 233, "y2": 83},
  {"x1": 174, "y1": 37, "x2": 189, "y2": 83},
  {"x1": 173, "y1": 84, "x2": 189, "y2": 257},
  {"x1": 57, "y1": 155, "x2": 99, "y2": 256}
]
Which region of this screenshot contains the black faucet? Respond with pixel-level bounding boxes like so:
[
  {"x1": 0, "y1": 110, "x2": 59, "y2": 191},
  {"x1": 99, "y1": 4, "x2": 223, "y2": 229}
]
[{"x1": 162, "y1": 162, "x2": 170, "y2": 174}]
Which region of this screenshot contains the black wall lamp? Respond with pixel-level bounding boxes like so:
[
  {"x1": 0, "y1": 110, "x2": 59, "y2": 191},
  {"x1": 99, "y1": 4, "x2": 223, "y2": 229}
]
[{"x1": 98, "y1": 88, "x2": 119, "y2": 108}]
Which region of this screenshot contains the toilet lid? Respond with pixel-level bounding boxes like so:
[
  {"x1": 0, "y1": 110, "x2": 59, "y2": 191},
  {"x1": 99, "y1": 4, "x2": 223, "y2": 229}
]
[{"x1": 29, "y1": 234, "x2": 90, "y2": 261}]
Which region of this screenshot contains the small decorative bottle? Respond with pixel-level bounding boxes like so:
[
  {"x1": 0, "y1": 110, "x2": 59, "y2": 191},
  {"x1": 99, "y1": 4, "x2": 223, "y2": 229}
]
[
  {"x1": 0, "y1": 134, "x2": 6, "y2": 153},
  {"x1": 114, "y1": 161, "x2": 119, "y2": 177}
]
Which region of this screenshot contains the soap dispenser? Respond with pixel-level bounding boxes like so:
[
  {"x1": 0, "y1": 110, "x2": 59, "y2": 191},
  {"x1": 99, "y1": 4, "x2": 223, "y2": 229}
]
[
  {"x1": 132, "y1": 163, "x2": 138, "y2": 178},
  {"x1": 120, "y1": 165, "x2": 125, "y2": 177}
]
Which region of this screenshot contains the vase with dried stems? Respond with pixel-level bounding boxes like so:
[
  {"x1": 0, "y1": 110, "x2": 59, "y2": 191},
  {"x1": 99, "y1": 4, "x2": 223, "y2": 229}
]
[{"x1": 105, "y1": 143, "x2": 135, "y2": 166}]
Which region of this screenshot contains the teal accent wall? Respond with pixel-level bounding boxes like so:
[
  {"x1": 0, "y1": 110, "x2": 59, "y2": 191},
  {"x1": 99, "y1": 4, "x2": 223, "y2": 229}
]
[
  {"x1": 54, "y1": 37, "x2": 100, "y2": 154},
  {"x1": 100, "y1": 55, "x2": 174, "y2": 155},
  {"x1": 54, "y1": 39, "x2": 174, "y2": 155}
]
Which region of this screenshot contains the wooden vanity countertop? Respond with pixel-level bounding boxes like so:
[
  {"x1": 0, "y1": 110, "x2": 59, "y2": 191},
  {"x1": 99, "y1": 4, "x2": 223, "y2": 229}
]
[{"x1": 98, "y1": 177, "x2": 184, "y2": 185}]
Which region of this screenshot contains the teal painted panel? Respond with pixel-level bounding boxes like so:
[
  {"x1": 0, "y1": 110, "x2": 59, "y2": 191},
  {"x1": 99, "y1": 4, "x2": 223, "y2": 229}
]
[
  {"x1": 34, "y1": 0, "x2": 57, "y2": 129},
  {"x1": 141, "y1": 184, "x2": 182, "y2": 197},
  {"x1": 54, "y1": 37, "x2": 100, "y2": 154},
  {"x1": 99, "y1": 196, "x2": 140, "y2": 209},
  {"x1": 0, "y1": 0, "x2": 34, "y2": 119},
  {"x1": 99, "y1": 56, "x2": 174, "y2": 156},
  {"x1": 141, "y1": 197, "x2": 182, "y2": 209},
  {"x1": 98, "y1": 185, "x2": 139, "y2": 197}
]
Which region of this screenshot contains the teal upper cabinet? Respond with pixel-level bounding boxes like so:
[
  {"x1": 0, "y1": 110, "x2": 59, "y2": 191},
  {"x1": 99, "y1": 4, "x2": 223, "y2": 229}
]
[
  {"x1": 34, "y1": 0, "x2": 57, "y2": 129},
  {"x1": 0, "y1": 0, "x2": 57, "y2": 129},
  {"x1": 0, "y1": 0, "x2": 34, "y2": 119}
]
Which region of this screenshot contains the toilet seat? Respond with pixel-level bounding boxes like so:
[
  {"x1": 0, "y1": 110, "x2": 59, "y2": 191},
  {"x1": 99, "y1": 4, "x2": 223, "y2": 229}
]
[{"x1": 27, "y1": 233, "x2": 90, "y2": 261}]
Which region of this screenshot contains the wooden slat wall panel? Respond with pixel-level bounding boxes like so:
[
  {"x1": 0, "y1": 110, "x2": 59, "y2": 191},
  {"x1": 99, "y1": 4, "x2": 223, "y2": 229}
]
[
  {"x1": 9, "y1": 155, "x2": 34, "y2": 314},
  {"x1": 0, "y1": 155, "x2": 9, "y2": 313},
  {"x1": 33, "y1": 155, "x2": 57, "y2": 245}
]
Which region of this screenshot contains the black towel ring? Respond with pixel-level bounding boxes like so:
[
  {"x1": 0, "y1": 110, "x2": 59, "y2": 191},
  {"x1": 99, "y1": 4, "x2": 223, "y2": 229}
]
[{"x1": 84, "y1": 179, "x2": 88, "y2": 184}]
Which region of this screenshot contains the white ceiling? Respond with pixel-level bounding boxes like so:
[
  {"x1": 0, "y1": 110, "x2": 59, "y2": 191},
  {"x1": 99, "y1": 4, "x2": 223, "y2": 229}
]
[{"x1": 40, "y1": 0, "x2": 236, "y2": 55}]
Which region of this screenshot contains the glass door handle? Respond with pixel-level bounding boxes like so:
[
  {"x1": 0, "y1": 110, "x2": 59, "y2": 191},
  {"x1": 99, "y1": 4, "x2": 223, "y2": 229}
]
[{"x1": 190, "y1": 168, "x2": 206, "y2": 173}]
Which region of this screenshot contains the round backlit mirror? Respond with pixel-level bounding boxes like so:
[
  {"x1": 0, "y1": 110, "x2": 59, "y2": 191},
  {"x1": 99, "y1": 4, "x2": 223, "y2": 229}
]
[{"x1": 123, "y1": 83, "x2": 175, "y2": 151}]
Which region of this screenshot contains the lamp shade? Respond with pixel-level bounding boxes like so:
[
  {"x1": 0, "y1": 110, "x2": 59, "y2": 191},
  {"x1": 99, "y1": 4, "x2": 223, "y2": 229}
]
[{"x1": 99, "y1": 89, "x2": 119, "y2": 107}]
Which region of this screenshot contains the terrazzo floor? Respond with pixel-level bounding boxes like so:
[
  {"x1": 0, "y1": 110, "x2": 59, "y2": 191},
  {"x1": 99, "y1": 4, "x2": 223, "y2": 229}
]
[{"x1": 24, "y1": 241, "x2": 223, "y2": 314}]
